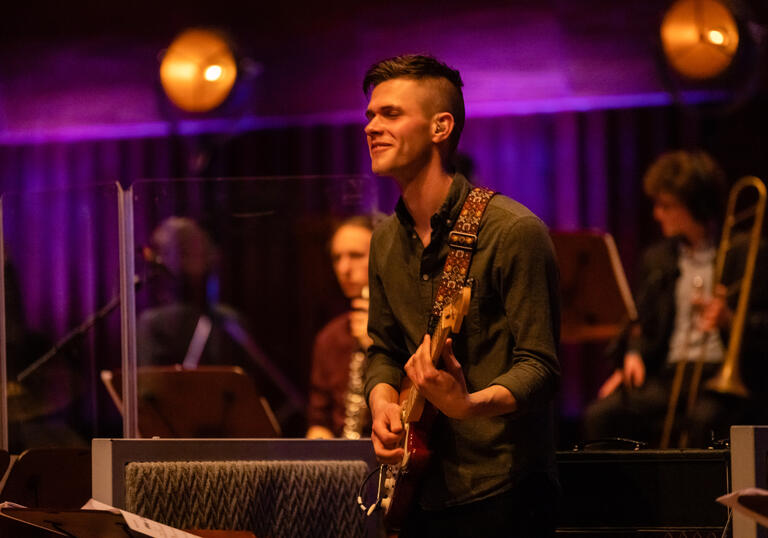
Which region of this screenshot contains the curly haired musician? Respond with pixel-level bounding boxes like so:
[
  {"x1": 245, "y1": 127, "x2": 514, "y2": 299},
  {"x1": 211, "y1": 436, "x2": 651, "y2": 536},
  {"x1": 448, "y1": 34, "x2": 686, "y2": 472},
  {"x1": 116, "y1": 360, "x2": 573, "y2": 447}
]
[
  {"x1": 585, "y1": 150, "x2": 768, "y2": 447},
  {"x1": 362, "y1": 54, "x2": 561, "y2": 537}
]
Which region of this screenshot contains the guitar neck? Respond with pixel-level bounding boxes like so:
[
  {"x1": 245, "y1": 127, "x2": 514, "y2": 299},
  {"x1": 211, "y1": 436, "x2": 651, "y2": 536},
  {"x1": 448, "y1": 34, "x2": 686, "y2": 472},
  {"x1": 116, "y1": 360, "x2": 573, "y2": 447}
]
[
  {"x1": 401, "y1": 324, "x2": 453, "y2": 423},
  {"x1": 399, "y1": 284, "x2": 470, "y2": 424},
  {"x1": 428, "y1": 323, "x2": 452, "y2": 363}
]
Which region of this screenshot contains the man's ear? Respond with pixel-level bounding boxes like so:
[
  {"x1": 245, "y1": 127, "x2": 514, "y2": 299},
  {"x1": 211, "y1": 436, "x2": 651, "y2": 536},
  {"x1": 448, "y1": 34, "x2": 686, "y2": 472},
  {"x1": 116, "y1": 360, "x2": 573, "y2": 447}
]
[{"x1": 431, "y1": 112, "x2": 454, "y2": 143}]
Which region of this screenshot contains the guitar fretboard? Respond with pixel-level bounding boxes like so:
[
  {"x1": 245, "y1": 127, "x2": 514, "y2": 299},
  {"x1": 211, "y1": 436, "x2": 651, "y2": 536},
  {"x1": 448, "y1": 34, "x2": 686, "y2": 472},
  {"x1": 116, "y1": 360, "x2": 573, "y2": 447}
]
[{"x1": 400, "y1": 313, "x2": 454, "y2": 423}]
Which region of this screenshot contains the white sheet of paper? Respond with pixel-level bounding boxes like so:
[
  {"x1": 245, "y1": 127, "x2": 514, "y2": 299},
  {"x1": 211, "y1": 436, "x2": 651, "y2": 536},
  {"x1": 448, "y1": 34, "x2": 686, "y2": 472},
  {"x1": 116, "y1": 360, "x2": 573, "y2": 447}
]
[
  {"x1": 717, "y1": 487, "x2": 768, "y2": 528},
  {"x1": 82, "y1": 498, "x2": 200, "y2": 538}
]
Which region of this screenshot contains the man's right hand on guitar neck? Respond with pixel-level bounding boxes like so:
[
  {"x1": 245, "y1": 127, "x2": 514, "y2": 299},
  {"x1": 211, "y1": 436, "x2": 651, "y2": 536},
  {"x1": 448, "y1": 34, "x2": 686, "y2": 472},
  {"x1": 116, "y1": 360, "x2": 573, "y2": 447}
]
[{"x1": 369, "y1": 383, "x2": 405, "y2": 463}]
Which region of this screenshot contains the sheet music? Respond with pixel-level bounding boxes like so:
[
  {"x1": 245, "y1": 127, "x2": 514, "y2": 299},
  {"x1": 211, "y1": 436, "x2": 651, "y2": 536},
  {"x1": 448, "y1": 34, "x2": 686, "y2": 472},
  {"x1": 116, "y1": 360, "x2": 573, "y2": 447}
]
[
  {"x1": 1, "y1": 499, "x2": 201, "y2": 537},
  {"x1": 85, "y1": 498, "x2": 201, "y2": 537},
  {"x1": 717, "y1": 487, "x2": 768, "y2": 528},
  {"x1": 121, "y1": 510, "x2": 200, "y2": 538}
]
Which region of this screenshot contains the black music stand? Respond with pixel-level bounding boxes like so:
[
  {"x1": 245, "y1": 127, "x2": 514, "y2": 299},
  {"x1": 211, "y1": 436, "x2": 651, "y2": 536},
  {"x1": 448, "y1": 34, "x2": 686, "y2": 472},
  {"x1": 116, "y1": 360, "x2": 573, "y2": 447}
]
[
  {"x1": 0, "y1": 450, "x2": 9, "y2": 480},
  {"x1": 551, "y1": 231, "x2": 637, "y2": 343},
  {"x1": 101, "y1": 365, "x2": 281, "y2": 438}
]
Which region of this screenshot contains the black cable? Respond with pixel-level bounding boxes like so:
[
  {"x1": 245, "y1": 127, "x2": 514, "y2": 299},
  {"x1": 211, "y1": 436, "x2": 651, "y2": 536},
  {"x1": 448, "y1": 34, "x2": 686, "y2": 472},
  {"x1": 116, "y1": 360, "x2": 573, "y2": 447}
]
[{"x1": 357, "y1": 464, "x2": 385, "y2": 516}]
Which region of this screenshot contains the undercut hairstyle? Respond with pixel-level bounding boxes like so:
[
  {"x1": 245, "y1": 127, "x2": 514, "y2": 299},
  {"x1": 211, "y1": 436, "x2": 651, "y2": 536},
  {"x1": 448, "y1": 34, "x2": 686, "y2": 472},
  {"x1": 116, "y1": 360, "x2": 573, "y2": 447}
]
[
  {"x1": 363, "y1": 54, "x2": 465, "y2": 157},
  {"x1": 643, "y1": 150, "x2": 728, "y2": 224}
]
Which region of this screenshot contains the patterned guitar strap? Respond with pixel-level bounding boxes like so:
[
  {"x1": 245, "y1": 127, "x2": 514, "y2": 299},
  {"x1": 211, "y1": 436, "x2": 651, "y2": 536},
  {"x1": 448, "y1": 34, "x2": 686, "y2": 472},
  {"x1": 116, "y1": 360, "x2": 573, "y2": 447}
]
[{"x1": 427, "y1": 186, "x2": 496, "y2": 335}]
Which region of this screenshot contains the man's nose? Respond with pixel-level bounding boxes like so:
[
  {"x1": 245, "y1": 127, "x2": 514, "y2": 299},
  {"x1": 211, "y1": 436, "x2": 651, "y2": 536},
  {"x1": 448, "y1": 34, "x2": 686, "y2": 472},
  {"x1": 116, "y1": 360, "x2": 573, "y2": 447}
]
[
  {"x1": 365, "y1": 116, "x2": 381, "y2": 135},
  {"x1": 337, "y1": 257, "x2": 351, "y2": 275}
]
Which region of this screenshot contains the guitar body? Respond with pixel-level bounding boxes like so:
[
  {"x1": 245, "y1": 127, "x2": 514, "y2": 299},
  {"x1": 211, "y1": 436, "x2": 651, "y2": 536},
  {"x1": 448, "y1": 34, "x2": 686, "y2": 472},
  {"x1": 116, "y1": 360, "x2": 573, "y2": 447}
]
[{"x1": 381, "y1": 404, "x2": 436, "y2": 530}]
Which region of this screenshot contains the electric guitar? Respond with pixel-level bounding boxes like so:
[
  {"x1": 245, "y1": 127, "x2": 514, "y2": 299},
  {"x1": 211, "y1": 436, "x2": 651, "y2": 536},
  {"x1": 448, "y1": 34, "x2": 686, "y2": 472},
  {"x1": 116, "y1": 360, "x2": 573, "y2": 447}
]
[{"x1": 378, "y1": 285, "x2": 471, "y2": 530}]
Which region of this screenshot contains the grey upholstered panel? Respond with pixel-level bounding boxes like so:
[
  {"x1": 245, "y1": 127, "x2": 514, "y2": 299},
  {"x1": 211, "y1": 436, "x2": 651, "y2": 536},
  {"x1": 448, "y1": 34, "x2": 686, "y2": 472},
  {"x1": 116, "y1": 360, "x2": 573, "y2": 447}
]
[{"x1": 125, "y1": 460, "x2": 369, "y2": 538}]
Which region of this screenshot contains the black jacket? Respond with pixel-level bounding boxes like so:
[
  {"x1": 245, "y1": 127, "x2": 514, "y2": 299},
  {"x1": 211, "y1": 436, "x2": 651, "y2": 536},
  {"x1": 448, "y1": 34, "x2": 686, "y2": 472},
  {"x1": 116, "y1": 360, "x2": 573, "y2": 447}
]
[{"x1": 626, "y1": 237, "x2": 768, "y2": 396}]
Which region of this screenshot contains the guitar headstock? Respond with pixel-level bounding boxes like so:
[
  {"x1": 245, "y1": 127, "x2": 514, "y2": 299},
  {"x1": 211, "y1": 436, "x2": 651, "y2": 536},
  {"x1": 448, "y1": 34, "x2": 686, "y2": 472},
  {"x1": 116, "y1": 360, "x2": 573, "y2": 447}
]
[{"x1": 440, "y1": 285, "x2": 472, "y2": 334}]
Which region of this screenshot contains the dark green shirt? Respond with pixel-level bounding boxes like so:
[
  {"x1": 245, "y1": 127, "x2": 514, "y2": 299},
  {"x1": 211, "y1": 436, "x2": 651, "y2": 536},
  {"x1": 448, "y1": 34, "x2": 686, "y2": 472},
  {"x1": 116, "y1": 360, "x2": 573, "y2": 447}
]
[{"x1": 364, "y1": 174, "x2": 560, "y2": 509}]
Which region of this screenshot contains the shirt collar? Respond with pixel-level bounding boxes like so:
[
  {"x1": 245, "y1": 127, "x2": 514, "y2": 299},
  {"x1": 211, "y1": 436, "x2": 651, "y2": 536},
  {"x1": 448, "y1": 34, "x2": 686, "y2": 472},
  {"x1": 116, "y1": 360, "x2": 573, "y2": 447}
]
[
  {"x1": 394, "y1": 173, "x2": 472, "y2": 232},
  {"x1": 679, "y1": 241, "x2": 716, "y2": 265}
]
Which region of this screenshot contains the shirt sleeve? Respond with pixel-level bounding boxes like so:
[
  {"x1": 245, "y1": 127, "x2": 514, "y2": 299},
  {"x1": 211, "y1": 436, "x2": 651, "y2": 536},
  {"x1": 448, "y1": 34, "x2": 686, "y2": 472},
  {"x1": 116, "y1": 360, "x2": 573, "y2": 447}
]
[
  {"x1": 364, "y1": 232, "x2": 407, "y2": 402},
  {"x1": 488, "y1": 215, "x2": 561, "y2": 411}
]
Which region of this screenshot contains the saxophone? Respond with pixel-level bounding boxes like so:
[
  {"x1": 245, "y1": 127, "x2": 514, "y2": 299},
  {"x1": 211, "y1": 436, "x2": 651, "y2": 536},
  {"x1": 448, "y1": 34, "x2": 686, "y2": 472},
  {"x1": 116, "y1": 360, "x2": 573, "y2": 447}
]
[
  {"x1": 342, "y1": 286, "x2": 370, "y2": 440},
  {"x1": 342, "y1": 350, "x2": 368, "y2": 439}
]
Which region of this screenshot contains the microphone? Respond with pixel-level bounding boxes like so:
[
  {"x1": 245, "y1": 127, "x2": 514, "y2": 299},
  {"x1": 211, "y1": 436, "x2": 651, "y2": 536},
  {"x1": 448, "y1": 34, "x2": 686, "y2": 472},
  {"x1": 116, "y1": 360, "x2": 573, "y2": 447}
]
[
  {"x1": 140, "y1": 245, "x2": 174, "y2": 277},
  {"x1": 141, "y1": 245, "x2": 158, "y2": 264},
  {"x1": 141, "y1": 245, "x2": 165, "y2": 269}
]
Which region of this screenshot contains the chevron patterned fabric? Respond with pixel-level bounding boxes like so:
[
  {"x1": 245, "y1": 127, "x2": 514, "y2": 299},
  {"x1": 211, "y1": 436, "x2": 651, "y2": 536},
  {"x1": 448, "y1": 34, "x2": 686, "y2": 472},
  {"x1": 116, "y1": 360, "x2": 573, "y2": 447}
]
[{"x1": 124, "y1": 460, "x2": 369, "y2": 538}]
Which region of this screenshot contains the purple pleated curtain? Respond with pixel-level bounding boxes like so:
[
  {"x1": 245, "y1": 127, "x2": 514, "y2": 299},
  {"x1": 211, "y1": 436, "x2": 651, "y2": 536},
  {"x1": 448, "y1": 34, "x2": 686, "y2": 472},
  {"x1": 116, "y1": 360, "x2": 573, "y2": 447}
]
[{"x1": 0, "y1": 101, "x2": 765, "y2": 444}]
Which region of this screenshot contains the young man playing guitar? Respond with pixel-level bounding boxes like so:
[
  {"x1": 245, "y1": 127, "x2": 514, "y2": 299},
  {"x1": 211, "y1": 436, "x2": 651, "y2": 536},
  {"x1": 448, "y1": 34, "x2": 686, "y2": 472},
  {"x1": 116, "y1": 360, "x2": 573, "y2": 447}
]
[{"x1": 362, "y1": 55, "x2": 561, "y2": 537}]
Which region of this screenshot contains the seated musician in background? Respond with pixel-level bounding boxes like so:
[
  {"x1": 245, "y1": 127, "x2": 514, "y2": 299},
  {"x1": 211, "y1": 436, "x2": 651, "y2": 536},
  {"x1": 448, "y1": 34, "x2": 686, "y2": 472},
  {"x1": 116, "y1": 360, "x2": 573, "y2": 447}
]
[
  {"x1": 585, "y1": 149, "x2": 768, "y2": 448},
  {"x1": 138, "y1": 217, "x2": 259, "y2": 381},
  {"x1": 136, "y1": 217, "x2": 304, "y2": 434},
  {"x1": 306, "y1": 215, "x2": 377, "y2": 439},
  {"x1": 363, "y1": 54, "x2": 560, "y2": 537}
]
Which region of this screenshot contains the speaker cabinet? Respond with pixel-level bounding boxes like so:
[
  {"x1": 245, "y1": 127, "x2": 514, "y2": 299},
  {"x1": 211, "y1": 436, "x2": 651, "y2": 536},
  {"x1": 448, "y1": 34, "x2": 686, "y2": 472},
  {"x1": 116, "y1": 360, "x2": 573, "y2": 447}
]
[{"x1": 556, "y1": 449, "x2": 730, "y2": 535}]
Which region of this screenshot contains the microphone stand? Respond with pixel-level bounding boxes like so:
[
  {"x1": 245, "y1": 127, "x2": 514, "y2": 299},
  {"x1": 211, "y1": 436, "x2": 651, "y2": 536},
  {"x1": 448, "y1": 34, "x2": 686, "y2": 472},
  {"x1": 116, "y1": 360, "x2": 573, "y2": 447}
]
[
  {"x1": 217, "y1": 311, "x2": 307, "y2": 412},
  {"x1": 17, "y1": 276, "x2": 142, "y2": 383},
  {"x1": 19, "y1": 271, "x2": 306, "y2": 425}
]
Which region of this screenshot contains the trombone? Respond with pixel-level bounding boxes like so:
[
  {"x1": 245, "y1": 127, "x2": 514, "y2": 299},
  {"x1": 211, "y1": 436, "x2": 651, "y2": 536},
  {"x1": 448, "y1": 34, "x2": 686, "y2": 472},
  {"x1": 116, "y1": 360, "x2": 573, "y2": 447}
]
[{"x1": 660, "y1": 176, "x2": 766, "y2": 449}]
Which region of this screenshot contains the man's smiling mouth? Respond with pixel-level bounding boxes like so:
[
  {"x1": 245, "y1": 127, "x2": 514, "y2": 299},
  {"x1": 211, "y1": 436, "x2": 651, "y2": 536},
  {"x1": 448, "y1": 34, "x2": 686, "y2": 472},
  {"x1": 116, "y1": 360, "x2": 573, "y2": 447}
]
[{"x1": 370, "y1": 142, "x2": 392, "y2": 152}]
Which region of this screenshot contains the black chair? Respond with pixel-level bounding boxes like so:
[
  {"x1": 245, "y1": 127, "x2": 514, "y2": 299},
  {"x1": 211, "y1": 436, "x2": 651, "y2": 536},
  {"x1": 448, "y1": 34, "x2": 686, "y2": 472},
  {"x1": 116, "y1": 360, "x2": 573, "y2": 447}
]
[
  {"x1": 0, "y1": 449, "x2": 10, "y2": 480},
  {"x1": 0, "y1": 447, "x2": 91, "y2": 509}
]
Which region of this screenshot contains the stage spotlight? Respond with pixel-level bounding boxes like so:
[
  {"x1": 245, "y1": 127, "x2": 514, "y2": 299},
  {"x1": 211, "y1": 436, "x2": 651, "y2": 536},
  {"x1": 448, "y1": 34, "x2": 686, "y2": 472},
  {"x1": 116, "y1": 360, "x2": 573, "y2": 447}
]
[
  {"x1": 660, "y1": 0, "x2": 740, "y2": 80},
  {"x1": 160, "y1": 28, "x2": 238, "y2": 113}
]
